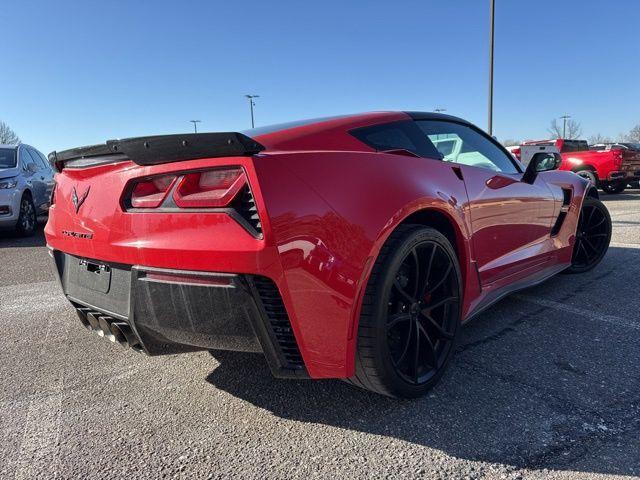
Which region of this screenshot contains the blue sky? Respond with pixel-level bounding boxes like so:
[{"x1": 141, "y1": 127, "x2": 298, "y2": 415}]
[{"x1": 2, "y1": 0, "x2": 639, "y2": 154}]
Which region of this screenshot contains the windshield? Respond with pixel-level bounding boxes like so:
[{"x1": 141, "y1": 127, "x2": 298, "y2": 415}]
[
  {"x1": 622, "y1": 143, "x2": 640, "y2": 151},
  {"x1": 0, "y1": 148, "x2": 17, "y2": 168}
]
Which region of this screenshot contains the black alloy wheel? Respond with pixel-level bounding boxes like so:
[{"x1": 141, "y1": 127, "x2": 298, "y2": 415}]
[
  {"x1": 349, "y1": 226, "x2": 462, "y2": 398},
  {"x1": 601, "y1": 182, "x2": 626, "y2": 194},
  {"x1": 16, "y1": 195, "x2": 36, "y2": 237},
  {"x1": 565, "y1": 197, "x2": 611, "y2": 274}
]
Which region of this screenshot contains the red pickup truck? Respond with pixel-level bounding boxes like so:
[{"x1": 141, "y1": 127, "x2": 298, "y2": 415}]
[{"x1": 522, "y1": 139, "x2": 640, "y2": 193}]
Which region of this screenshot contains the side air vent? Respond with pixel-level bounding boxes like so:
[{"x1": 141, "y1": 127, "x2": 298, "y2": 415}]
[
  {"x1": 550, "y1": 212, "x2": 567, "y2": 236},
  {"x1": 252, "y1": 276, "x2": 304, "y2": 369},
  {"x1": 551, "y1": 188, "x2": 573, "y2": 236},
  {"x1": 233, "y1": 185, "x2": 263, "y2": 238}
]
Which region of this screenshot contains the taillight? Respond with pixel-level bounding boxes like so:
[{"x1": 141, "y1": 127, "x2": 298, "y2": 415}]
[
  {"x1": 123, "y1": 166, "x2": 261, "y2": 237},
  {"x1": 513, "y1": 148, "x2": 521, "y2": 160},
  {"x1": 612, "y1": 150, "x2": 623, "y2": 168},
  {"x1": 144, "y1": 271, "x2": 233, "y2": 287},
  {"x1": 173, "y1": 168, "x2": 246, "y2": 208},
  {"x1": 130, "y1": 174, "x2": 177, "y2": 208}
]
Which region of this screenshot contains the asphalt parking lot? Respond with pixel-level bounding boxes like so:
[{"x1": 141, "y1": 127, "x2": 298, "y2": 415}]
[{"x1": 1, "y1": 190, "x2": 639, "y2": 480}]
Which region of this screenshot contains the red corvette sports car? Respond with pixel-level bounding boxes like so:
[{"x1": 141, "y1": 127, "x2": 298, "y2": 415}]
[{"x1": 45, "y1": 112, "x2": 612, "y2": 398}]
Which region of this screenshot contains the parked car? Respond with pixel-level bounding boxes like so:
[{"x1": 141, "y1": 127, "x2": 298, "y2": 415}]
[
  {"x1": 522, "y1": 138, "x2": 640, "y2": 194},
  {"x1": 0, "y1": 144, "x2": 55, "y2": 235},
  {"x1": 45, "y1": 112, "x2": 611, "y2": 398},
  {"x1": 590, "y1": 142, "x2": 640, "y2": 189}
]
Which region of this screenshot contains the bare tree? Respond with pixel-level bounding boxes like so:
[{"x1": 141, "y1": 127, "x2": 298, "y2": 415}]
[
  {"x1": 548, "y1": 118, "x2": 582, "y2": 139},
  {"x1": 0, "y1": 121, "x2": 20, "y2": 145},
  {"x1": 624, "y1": 124, "x2": 640, "y2": 143},
  {"x1": 587, "y1": 133, "x2": 613, "y2": 145},
  {"x1": 502, "y1": 139, "x2": 521, "y2": 147}
]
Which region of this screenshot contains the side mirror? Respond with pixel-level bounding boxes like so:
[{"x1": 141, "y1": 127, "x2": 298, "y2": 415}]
[
  {"x1": 25, "y1": 163, "x2": 38, "y2": 174},
  {"x1": 522, "y1": 152, "x2": 561, "y2": 184}
]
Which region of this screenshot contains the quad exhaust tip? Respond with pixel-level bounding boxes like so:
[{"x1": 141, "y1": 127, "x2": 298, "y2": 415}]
[
  {"x1": 75, "y1": 307, "x2": 142, "y2": 352},
  {"x1": 98, "y1": 316, "x2": 115, "y2": 342},
  {"x1": 86, "y1": 311, "x2": 101, "y2": 332}
]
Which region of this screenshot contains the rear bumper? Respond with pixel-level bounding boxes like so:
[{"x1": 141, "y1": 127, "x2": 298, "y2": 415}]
[
  {"x1": 51, "y1": 249, "x2": 308, "y2": 379},
  {"x1": 607, "y1": 169, "x2": 640, "y2": 181}
]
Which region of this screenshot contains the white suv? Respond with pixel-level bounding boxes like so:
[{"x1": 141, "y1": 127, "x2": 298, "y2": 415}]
[{"x1": 0, "y1": 144, "x2": 55, "y2": 236}]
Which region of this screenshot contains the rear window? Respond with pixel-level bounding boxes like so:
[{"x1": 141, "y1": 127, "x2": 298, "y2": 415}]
[
  {"x1": 350, "y1": 121, "x2": 442, "y2": 159},
  {"x1": 621, "y1": 143, "x2": 640, "y2": 151},
  {"x1": 561, "y1": 140, "x2": 588, "y2": 153},
  {"x1": 0, "y1": 148, "x2": 17, "y2": 168},
  {"x1": 242, "y1": 115, "x2": 351, "y2": 137}
]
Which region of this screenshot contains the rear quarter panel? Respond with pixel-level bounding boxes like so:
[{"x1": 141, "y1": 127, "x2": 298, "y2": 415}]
[{"x1": 254, "y1": 151, "x2": 474, "y2": 378}]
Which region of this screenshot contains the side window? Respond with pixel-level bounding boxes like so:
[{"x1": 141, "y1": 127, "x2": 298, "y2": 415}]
[
  {"x1": 561, "y1": 141, "x2": 588, "y2": 153},
  {"x1": 416, "y1": 121, "x2": 519, "y2": 173},
  {"x1": 20, "y1": 148, "x2": 38, "y2": 172},
  {"x1": 30, "y1": 149, "x2": 49, "y2": 171},
  {"x1": 350, "y1": 121, "x2": 442, "y2": 159}
]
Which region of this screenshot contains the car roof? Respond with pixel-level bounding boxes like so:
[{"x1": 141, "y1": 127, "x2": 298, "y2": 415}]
[
  {"x1": 246, "y1": 111, "x2": 472, "y2": 136},
  {"x1": 0, "y1": 144, "x2": 19, "y2": 149},
  {"x1": 247, "y1": 111, "x2": 475, "y2": 152}
]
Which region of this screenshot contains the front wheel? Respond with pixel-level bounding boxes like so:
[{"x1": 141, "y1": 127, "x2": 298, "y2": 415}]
[
  {"x1": 564, "y1": 197, "x2": 611, "y2": 274},
  {"x1": 15, "y1": 195, "x2": 36, "y2": 237},
  {"x1": 348, "y1": 225, "x2": 462, "y2": 398},
  {"x1": 601, "y1": 182, "x2": 625, "y2": 194}
]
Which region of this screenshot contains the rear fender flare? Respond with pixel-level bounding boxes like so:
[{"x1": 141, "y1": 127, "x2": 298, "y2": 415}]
[{"x1": 346, "y1": 200, "x2": 472, "y2": 375}]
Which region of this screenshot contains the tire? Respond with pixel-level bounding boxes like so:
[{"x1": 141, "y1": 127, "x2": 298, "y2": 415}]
[
  {"x1": 15, "y1": 194, "x2": 36, "y2": 237},
  {"x1": 601, "y1": 182, "x2": 625, "y2": 194},
  {"x1": 564, "y1": 197, "x2": 611, "y2": 274},
  {"x1": 347, "y1": 225, "x2": 462, "y2": 398},
  {"x1": 575, "y1": 169, "x2": 598, "y2": 186}
]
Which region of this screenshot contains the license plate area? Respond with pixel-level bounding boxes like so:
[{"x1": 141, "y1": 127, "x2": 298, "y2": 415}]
[
  {"x1": 53, "y1": 252, "x2": 131, "y2": 318},
  {"x1": 77, "y1": 259, "x2": 111, "y2": 293}
]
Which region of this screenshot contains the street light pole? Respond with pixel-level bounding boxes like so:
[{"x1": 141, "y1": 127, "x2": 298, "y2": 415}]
[
  {"x1": 560, "y1": 114, "x2": 571, "y2": 139},
  {"x1": 245, "y1": 95, "x2": 260, "y2": 128},
  {"x1": 189, "y1": 120, "x2": 201, "y2": 133},
  {"x1": 434, "y1": 107, "x2": 446, "y2": 113},
  {"x1": 488, "y1": 0, "x2": 495, "y2": 136}
]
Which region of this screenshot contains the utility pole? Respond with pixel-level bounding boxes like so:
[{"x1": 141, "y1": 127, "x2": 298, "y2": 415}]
[
  {"x1": 189, "y1": 120, "x2": 201, "y2": 133},
  {"x1": 488, "y1": 0, "x2": 495, "y2": 136},
  {"x1": 245, "y1": 95, "x2": 260, "y2": 128},
  {"x1": 434, "y1": 107, "x2": 446, "y2": 113},
  {"x1": 560, "y1": 114, "x2": 571, "y2": 139}
]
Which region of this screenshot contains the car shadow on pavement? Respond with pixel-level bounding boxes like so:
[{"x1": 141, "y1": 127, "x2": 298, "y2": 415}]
[
  {"x1": 599, "y1": 190, "x2": 640, "y2": 201},
  {"x1": 0, "y1": 221, "x2": 46, "y2": 247},
  {"x1": 205, "y1": 246, "x2": 640, "y2": 477}
]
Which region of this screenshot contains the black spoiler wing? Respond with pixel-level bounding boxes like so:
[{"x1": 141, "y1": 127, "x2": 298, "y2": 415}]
[{"x1": 48, "y1": 132, "x2": 264, "y2": 171}]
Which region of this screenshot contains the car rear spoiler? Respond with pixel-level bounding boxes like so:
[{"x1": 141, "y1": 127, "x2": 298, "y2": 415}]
[{"x1": 48, "y1": 132, "x2": 265, "y2": 171}]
